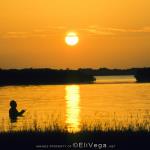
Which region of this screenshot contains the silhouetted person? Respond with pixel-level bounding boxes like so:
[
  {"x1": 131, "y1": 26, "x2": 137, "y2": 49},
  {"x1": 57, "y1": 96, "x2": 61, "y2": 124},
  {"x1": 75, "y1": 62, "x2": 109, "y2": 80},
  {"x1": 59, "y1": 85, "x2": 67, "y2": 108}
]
[{"x1": 9, "y1": 100, "x2": 26, "y2": 123}]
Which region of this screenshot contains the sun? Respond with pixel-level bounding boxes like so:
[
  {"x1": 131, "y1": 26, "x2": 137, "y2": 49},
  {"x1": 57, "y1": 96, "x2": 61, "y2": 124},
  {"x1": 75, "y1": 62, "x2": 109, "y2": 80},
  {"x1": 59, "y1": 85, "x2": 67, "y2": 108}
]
[{"x1": 65, "y1": 32, "x2": 79, "y2": 46}]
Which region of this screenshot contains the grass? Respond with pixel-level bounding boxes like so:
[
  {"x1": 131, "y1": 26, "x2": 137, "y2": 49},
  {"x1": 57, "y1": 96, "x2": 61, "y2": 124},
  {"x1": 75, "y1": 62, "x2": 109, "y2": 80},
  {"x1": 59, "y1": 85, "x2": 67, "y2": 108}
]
[
  {"x1": 0, "y1": 128, "x2": 149, "y2": 150},
  {"x1": 0, "y1": 113, "x2": 150, "y2": 150}
]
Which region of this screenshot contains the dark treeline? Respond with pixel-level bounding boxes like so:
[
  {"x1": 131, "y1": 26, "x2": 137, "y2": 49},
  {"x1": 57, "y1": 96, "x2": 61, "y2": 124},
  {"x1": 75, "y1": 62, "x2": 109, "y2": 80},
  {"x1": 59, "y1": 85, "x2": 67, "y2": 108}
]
[
  {"x1": 78, "y1": 68, "x2": 137, "y2": 76},
  {"x1": 135, "y1": 68, "x2": 150, "y2": 82},
  {"x1": 0, "y1": 67, "x2": 149, "y2": 85},
  {"x1": 79, "y1": 67, "x2": 150, "y2": 83},
  {"x1": 0, "y1": 68, "x2": 95, "y2": 85}
]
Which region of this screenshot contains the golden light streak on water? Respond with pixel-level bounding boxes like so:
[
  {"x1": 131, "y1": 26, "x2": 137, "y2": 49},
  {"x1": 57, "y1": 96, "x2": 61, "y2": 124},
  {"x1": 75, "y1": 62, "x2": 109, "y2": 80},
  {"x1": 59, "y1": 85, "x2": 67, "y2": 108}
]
[{"x1": 65, "y1": 85, "x2": 80, "y2": 132}]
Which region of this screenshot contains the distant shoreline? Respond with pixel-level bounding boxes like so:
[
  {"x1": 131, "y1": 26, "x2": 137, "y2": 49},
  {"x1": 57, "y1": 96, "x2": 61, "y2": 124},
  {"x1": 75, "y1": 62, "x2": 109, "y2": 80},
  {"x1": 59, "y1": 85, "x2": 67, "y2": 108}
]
[
  {"x1": 0, "y1": 68, "x2": 96, "y2": 86},
  {"x1": 0, "y1": 68, "x2": 150, "y2": 86}
]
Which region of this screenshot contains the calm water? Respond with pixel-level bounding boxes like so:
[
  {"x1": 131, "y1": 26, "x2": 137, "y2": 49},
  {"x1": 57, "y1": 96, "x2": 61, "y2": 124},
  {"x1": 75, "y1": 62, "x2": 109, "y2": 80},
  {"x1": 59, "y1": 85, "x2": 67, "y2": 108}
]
[{"x1": 0, "y1": 76, "x2": 150, "y2": 132}]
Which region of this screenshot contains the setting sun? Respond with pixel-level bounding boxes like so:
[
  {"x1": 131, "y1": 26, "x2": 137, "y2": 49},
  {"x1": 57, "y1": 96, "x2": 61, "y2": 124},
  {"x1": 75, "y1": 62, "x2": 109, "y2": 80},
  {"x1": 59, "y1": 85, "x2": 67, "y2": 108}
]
[
  {"x1": 0, "y1": 1, "x2": 150, "y2": 149},
  {"x1": 65, "y1": 32, "x2": 79, "y2": 46}
]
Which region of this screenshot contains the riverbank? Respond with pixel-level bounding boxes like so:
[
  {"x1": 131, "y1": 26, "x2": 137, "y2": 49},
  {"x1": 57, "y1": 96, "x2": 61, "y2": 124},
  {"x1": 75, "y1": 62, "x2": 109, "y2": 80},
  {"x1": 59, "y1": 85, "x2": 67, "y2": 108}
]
[{"x1": 0, "y1": 129, "x2": 149, "y2": 150}]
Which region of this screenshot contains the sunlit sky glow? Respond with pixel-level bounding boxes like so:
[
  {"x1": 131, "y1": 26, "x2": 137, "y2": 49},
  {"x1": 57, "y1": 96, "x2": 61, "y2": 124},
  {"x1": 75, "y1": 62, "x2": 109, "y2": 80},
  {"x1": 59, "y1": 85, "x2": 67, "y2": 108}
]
[{"x1": 0, "y1": 0, "x2": 150, "y2": 69}]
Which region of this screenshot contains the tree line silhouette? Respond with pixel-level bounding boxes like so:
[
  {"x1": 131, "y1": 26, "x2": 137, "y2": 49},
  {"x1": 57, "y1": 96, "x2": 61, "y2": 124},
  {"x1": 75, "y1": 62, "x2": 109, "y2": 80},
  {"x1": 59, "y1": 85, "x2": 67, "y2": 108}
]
[
  {"x1": 0, "y1": 68, "x2": 95, "y2": 85},
  {"x1": 0, "y1": 67, "x2": 149, "y2": 85}
]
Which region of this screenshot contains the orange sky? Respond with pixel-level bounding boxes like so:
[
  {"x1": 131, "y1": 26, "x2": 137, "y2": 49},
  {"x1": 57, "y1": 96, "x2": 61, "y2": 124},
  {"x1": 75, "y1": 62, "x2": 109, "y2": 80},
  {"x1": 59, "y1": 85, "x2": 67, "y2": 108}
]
[{"x1": 0, "y1": 0, "x2": 150, "y2": 69}]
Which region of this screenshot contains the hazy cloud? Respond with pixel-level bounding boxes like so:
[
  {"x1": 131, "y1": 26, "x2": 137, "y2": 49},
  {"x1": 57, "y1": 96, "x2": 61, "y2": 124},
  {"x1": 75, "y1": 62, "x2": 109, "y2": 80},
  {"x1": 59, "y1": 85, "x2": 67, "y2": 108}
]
[
  {"x1": 2, "y1": 32, "x2": 29, "y2": 39},
  {"x1": 1, "y1": 26, "x2": 66, "y2": 39},
  {"x1": 1, "y1": 26, "x2": 150, "y2": 39},
  {"x1": 81, "y1": 26, "x2": 150, "y2": 36}
]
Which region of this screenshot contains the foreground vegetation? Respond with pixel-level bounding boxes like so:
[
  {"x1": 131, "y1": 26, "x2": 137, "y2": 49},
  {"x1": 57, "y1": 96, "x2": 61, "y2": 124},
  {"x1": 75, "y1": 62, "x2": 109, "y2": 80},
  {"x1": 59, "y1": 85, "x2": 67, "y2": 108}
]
[
  {"x1": 0, "y1": 129, "x2": 149, "y2": 150},
  {"x1": 0, "y1": 120, "x2": 150, "y2": 150},
  {"x1": 0, "y1": 112, "x2": 150, "y2": 149}
]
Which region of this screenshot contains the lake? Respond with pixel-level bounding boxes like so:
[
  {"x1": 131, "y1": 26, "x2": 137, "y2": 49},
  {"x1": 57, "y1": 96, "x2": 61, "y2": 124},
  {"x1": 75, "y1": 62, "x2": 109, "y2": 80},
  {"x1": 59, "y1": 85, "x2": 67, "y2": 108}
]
[{"x1": 0, "y1": 75, "x2": 150, "y2": 132}]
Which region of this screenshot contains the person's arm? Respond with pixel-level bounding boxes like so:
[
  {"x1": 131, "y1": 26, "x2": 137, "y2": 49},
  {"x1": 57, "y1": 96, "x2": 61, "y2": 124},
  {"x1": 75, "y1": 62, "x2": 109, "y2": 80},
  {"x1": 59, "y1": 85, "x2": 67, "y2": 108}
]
[{"x1": 18, "y1": 109, "x2": 26, "y2": 116}]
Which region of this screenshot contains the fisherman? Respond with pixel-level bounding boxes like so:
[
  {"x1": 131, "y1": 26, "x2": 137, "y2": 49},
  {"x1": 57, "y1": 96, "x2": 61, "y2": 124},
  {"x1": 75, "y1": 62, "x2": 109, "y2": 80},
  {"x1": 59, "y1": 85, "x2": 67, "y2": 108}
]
[{"x1": 9, "y1": 100, "x2": 26, "y2": 122}]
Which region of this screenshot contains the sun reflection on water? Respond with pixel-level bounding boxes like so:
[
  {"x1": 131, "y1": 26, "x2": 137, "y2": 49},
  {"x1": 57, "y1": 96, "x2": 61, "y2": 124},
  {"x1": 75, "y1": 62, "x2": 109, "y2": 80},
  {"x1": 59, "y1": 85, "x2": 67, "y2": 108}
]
[{"x1": 65, "y1": 85, "x2": 80, "y2": 132}]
